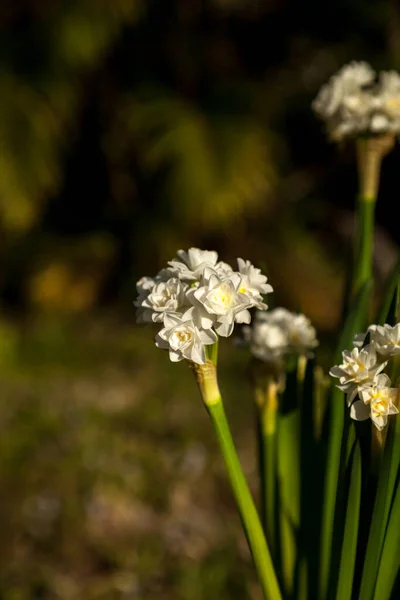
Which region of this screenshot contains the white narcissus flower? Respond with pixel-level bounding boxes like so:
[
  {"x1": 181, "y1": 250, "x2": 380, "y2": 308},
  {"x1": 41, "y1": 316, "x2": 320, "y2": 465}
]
[
  {"x1": 371, "y1": 71, "x2": 400, "y2": 133},
  {"x1": 313, "y1": 61, "x2": 375, "y2": 119},
  {"x1": 368, "y1": 323, "x2": 400, "y2": 357},
  {"x1": 329, "y1": 345, "x2": 387, "y2": 404},
  {"x1": 134, "y1": 269, "x2": 174, "y2": 323},
  {"x1": 236, "y1": 258, "x2": 273, "y2": 309},
  {"x1": 313, "y1": 61, "x2": 375, "y2": 140},
  {"x1": 168, "y1": 248, "x2": 220, "y2": 281},
  {"x1": 350, "y1": 374, "x2": 399, "y2": 430},
  {"x1": 313, "y1": 61, "x2": 400, "y2": 140},
  {"x1": 257, "y1": 308, "x2": 318, "y2": 355},
  {"x1": 284, "y1": 313, "x2": 318, "y2": 354},
  {"x1": 155, "y1": 313, "x2": 217, "y2": 364},
  {"x1": 243, "y1": 308, "x2": 318, "y2": 363},
  {"x1": 188, "y1": 268, "x2": 252, "y2": 337},
  {"x1": 139, "y1": 277, "x2": 189, "y2": 323},
  {"x1": 243, "y1": 320, "x2": 287, "y2": 363}
]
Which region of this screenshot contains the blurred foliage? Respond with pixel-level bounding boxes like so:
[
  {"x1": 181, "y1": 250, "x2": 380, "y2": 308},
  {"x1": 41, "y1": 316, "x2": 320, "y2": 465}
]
[
  {"x1": 107, "y1": 86, "x2": 275, "y2": 230},
  {"x1": 0, "y1": 0, "x2": 142, "y2": 231},
  {"x1": 1, "y1": 0, "x2": 400, "y2": 318}
]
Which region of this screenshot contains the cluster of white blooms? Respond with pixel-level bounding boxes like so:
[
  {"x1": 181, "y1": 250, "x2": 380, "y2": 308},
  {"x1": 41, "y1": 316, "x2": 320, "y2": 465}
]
[
  {"x1": 243, "y1": 308, "x2": 318, "y2": 364},
  {"x1": 330, "y1": 323, "x2": 400, "y2": 430},
  {"x1": 313, "y1": 61, "x2": 400, "y2": 141},
  {"x1": 135, "y1": 248, "x2": 273, "y2": 364}
]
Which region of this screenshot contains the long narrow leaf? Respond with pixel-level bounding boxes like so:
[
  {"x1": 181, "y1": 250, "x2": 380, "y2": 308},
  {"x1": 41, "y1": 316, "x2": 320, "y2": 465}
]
[
  {"x1": 296, "y1": 359, "x2": 321, "y2": 600},
  {"x1": 376, "y1": 256, "x2": 400, "y2": 325},
  {"x1": 335, "y1": 443, "x2": 362, "y2": 600},
  {"x1": 358, "y1": 411, "x2": 400, "y2": 600},
  {"x1": 372, "y1": 479, "x2": 400, "y2": 600},
  {"x1": 277, "y1": 366, "x2": 300, "y2": 596},
  {"x1": 319, "y1": 280, "x2": 372, "y2": 600}
]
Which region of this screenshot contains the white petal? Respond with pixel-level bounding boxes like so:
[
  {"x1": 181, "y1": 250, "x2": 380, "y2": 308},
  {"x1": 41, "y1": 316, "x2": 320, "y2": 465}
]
[
  {"x1": 156, "y1": 330, "x2": 169, "y2": 344},
  {"x1": 350, "y1": 400, "x2": 370, "y2": 421},
  {"x1": 374, "y1": 373, "x2": 391, "y2": 387},
  {"x1": 215, "y1": 320, "x2": 234, "y2": 337},
  {"x1": 163, "y1": 313, "x2": 182, "y2": 328},
  {"x1": 169, "y1": 349, "x2": 183, "y2": 362},
  {"x1": 371, "y1": 413, "x2": 386, "y2": 431},
  {"x1": 189, "y1": 343, "x2": 206, "y2": 364},
  {"x1": 235, "y1": 309, "x2": 251, "y2": 324},
  {"x1": 198, "y1": 328, "x2": 218, "y2": 344},
  {"x1": 330, "y1": 366, "x2": 344, "y2": 378}
]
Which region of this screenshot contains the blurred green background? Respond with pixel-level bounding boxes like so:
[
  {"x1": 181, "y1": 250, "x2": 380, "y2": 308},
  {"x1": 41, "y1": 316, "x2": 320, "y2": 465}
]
[{"x1": 1, "y1": 1, "x2": 400, "y2": 598}]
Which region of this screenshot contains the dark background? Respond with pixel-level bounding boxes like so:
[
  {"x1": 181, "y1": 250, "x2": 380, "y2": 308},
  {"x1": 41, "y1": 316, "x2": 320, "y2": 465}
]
[{"x1": 0, "y1": 1, "x2": 399, "y2": 598}]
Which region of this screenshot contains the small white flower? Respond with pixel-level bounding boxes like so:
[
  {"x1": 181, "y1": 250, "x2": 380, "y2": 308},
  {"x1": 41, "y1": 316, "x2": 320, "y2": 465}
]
[
  {"x1": 369, "y1": 323, "x2": 400, "y2": 357},
  {"x1": 313, "y1": 61, "x2": 375, "y2": 140},
  {"x1": 136, "y1": 276, "x2": 156, "y2": 293},
  {"x1": 139, "y1": 277, "x2": 190, "y2": 323},
  {"x1": 285, "y1": 314, "x2": 319, "y2": 354},
  {"x1": 188, "y1": 268, "x2": 252, "y2": 337},
  {"x1": 236, "y1": 258, "x2": 273, "y2": 309},
  {"x1": 330, "y1": 345, "x2": 387, "y2": 404},
  {"x1": 243, "y1": 308, "x2": 318, "y2": 363},
  {"x1": 155, "y1": 313, "x2": 217, "y2": 364},
  {"x1": 313, "y1": 61, "x2": 375, "y2": 118},
  {"x1": 168, "y1": 248, "x2": 219, "y2": 281},
  {"x1": 243, "y1": 319, "x2": 287, "y2": 363},
  {"x1": 350, "y1": 374, "x2": 399, "y2": 430},
  {"x1": 374, "y1": 71, "x2": 400, "y2": 131},
  {"x1": 134, "y1": 269, "x2": 176, "y2": 323},
  {"x1": 257, "y1": 308, "x2": 318, "y2": 354},
  {"x1": 313, "y1": 61, "x2": 400, "y2": 140}
]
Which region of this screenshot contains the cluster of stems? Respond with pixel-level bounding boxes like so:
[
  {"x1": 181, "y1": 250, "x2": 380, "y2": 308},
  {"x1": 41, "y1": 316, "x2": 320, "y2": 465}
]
[{"x1": 189, "y1": 131, "x2": 398, "y2": 599}]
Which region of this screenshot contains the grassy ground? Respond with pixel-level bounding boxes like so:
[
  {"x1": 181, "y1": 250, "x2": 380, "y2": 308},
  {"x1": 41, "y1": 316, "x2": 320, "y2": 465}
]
[{"x1": 0, "y1": 314, "x2": 262, "y2": 600}]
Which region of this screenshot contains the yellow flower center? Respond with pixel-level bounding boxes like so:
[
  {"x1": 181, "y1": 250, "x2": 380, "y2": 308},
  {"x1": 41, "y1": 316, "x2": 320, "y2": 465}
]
[
  {"x1": 385, "y1": 97, "x2": 400, "y2": 113},
  {"x1": 176, "y1": 330, "x2": 191, "y2": 343}
]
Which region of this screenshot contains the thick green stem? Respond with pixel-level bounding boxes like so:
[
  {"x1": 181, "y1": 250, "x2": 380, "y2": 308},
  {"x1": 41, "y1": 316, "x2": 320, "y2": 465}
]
[
  {"x1": 353, "y1": 198, "x2": 376, "y2": 297},
  {"x1": 194, "y1": 361, "x2": 282, "y2": 600},
  {"x1": 353, "y1": 135, "x2": 394, "y2": 298},
  {"x1": 256, "y1": 382, "x2": 278, "y2": 557}
]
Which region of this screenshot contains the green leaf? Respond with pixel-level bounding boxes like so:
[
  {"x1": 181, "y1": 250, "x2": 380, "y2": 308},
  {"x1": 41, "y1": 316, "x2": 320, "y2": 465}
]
[
  {"x1": 376, "y1": 256, "x2": 400, "y2": 325},
  {"x1": 334, "y1": 279, "x2": 373, "y2": 363},
  {"x1": 296, "y1": 359, "x2": 321, "y2": 600},
  {"x1": 276, "y1": 365, "x2": 301, "y2": 597},
  {"x1": 335, "y1": 442, "x2": 362, "y2": 600},
  {"x1": 319, "y1": 279, "x2": 372, "y2": 600},
  {"x1": 358, "y1": 413, "x2": 400, "y2": 600},
  {"x1": 372, "y1": 479, "x2": 400, "y2": 600},
  {"x1": 207, "y1": 400, "x2": 283, "y2": 600}
]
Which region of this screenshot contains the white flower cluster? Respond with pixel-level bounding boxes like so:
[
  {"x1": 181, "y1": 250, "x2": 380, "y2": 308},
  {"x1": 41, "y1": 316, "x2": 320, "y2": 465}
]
[
  {"x1": 313, "y1": 61, "x2": 400, "y2": 141},
  {"x1": 330, "y1": 323, "x2": 400, "y2": 430},
  {"x1": 135, "y1": 248, "x2": 273, "y2": 364},
  {"x1": 243, "y1": 308, "x2": 318, "y2": 364}
]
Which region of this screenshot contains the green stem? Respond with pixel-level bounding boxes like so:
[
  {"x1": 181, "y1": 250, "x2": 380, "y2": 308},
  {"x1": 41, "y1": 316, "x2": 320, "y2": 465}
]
[
  {"x1": 258, "y1": 383, "x2": 278, "y2": 558},
  {"x1": 353, "y1": 134, "x2": 394, "y2": 298},
  {"x1": 208, "y1": 400, "x2": 282, "y2": 600},
  {"x1": 353, "y1": 197, "x2": 376, "y2": 297},
  {"x1": 194, "y1": 361, "x2": 282, "y2": 600}
]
